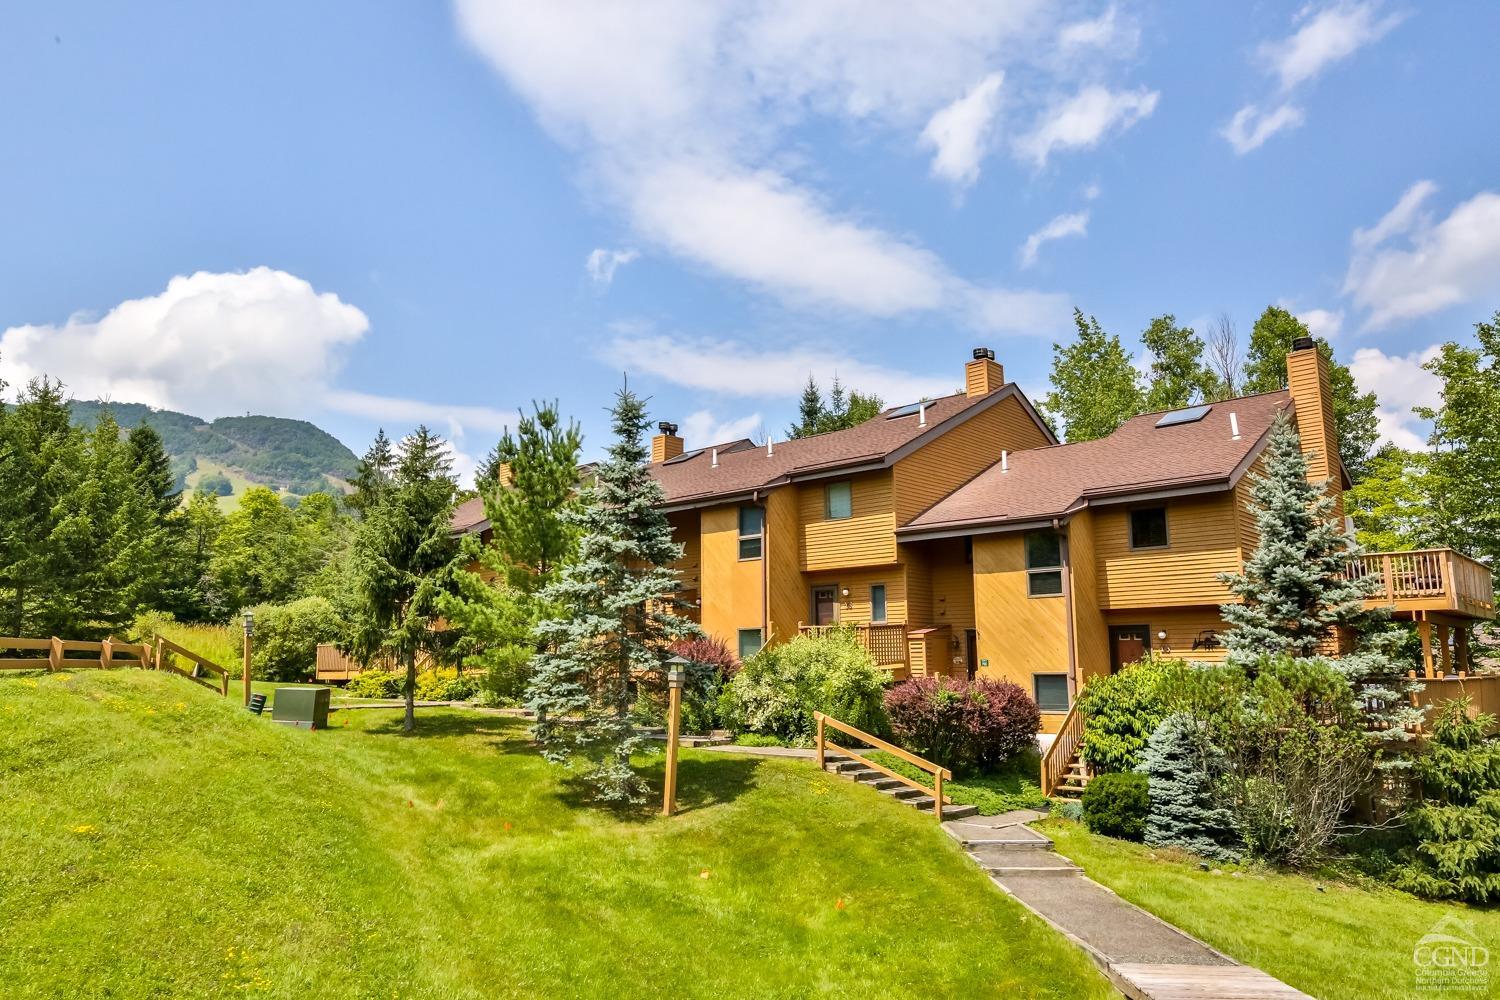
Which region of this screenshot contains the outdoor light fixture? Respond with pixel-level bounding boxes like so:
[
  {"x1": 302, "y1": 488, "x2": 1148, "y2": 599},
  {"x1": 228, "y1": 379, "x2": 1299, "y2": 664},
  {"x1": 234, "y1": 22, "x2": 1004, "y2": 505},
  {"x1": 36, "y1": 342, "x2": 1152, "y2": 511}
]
[
  {"x1": 840, "y1": 588, "x2": 850, "y2": 597},
  {"x1": 242, "y1": 611, "x2": 254, "y2": 636},
  {"x1": 1157, "y1": 630, "x2": 1168, "y2": 642}
]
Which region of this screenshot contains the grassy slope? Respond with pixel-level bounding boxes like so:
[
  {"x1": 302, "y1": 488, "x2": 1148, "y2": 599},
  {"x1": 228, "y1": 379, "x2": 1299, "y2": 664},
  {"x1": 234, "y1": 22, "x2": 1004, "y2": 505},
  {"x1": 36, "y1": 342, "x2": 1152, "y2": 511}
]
[
  {"x1": 184, "y1": 459, "x2": 263, "y2": 510},
  {"x1": 0, "y1": 671, "x2": 1113, "y2": 999},
  {"x1": 1043, "y1": 818, "x2": 1500, "y2": 1000}
]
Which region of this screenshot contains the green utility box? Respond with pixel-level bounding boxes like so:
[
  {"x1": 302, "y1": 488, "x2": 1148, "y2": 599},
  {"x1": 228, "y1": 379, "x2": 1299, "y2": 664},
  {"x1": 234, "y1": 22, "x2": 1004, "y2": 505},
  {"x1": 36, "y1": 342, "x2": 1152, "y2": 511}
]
[{"x1": 271, "y1": 686, "x2": 330, "y2": 730}]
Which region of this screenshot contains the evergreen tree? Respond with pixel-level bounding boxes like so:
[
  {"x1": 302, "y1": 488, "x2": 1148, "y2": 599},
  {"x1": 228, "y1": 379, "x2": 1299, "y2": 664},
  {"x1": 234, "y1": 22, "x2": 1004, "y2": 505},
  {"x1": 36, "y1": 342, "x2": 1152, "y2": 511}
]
[
  {"x1": 1141, "y1": 314, "x2": 1219, "y2": 411},
  {"x1": 1242, "y1": 306, "x2": 1379, "y2": 481},
  {"x1": 1395, "y1": 699, "x2": 1500, "y2": 903},
  {"x1": 528, "y1": 385, "x2": 700, "y2": 801},
  {"x1": 1218, "y1": 414, "x2": 1419, "y2": 734},
  {"x1": 127, "y1": 424, "x2": 181, "y2": 520},
  {"x1": 348, "y1": 426, "x2": 463, "y2": 732},
  {"x1": 1042, "y1": 309, "x2": 1145, "y2": 442},
  {"x1": 211, "y1": 487, "x2": 313, "y2": 610},
  {"x1": 787, "y1": 375, "x2": 825, "y2": 439},
  {"x1": 1138, "y1": 712, "x2": 1240, "y2": 861},
  {"x1": 441, "y1": 401, "x2": 583, "y2": 702},
  {"x1": 347, "y1": 428, "x2": 396, "y2": 517}
]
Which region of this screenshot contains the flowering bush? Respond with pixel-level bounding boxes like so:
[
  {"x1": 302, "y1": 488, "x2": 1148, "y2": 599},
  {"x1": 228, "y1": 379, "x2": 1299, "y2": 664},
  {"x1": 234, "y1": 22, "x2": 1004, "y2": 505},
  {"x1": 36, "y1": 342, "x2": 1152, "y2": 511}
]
[
  {"x1": 884, "y1": 676, "x2": 1041, "y2": 773},
  {"x1": 718, "y1": 629, "x2": 887, "y2": 744}
]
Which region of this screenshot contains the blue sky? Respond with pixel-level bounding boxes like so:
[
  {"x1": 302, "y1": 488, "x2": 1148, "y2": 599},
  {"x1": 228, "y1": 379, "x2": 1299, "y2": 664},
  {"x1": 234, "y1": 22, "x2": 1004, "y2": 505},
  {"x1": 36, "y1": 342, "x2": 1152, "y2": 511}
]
[{"x1": 2, "y1": 2, "x2": 1498, "y2": 478}]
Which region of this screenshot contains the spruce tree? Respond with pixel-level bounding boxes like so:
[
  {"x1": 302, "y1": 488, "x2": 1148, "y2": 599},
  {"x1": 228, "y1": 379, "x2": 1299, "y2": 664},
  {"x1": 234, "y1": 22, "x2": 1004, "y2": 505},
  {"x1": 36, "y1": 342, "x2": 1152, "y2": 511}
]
[
  {"x1": 1138, "y1": 712, "x2": 1240, "y2": 861},
  {"x1": 348, "y1": 426, "x2": 463, "y2": 732},
  {"x1": 788, "y1": 375, "x2": 825, "y2": 439},
  {"x1": 1218, "y1": 413, "x2": 1420, "y2": 734},
  {"x1": 347, "y1": 428, "x2": 396, "y2": 517},
  {"x1": 528, "y1": 385, "x2": 699, "y2": 802}
]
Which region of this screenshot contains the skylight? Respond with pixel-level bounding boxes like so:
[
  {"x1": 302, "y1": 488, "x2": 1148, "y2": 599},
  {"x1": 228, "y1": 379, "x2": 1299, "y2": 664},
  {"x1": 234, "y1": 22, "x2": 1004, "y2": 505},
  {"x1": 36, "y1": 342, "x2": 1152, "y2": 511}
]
[
  {"x1": 1155, "y1": 404, "x2": 1212, "y2": 428},
  {"x1": 885, "y1": 402, "x2": 923, "y2": 419},
  {"x1": 664, "y1": 448, "x2": 704, "y2": 465}
]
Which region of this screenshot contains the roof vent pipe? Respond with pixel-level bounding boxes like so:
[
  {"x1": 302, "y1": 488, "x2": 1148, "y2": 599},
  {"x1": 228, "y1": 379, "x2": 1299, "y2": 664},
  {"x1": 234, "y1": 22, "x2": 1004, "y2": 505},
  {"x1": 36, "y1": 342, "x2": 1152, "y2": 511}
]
[
  {"x1": 1001, "y1": 450, "x2": 1009, "y2": 473},
  {"x1": 918, "y1": 401, "x2": 927, "y2": 427},
  {"x1": 711, "y1": 448, "x2": 719, "y2": 468},
  {"x1": 767, "y1": 435, "x2": 774, "y2": 457},
  {"x1": 1229, "y1": 412, "x2": 1241, "y2": 440}
]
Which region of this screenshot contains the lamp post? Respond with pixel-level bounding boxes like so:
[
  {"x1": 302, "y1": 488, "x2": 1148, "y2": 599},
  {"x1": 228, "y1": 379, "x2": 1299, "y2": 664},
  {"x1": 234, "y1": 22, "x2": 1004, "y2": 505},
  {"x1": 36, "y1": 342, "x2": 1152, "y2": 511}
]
[
  {"x1": 241, "y1": 611, "x2": 254, "y2": 707},
  {"x1": 663, "y1": 655, "x2": 689, "y2": 817}
]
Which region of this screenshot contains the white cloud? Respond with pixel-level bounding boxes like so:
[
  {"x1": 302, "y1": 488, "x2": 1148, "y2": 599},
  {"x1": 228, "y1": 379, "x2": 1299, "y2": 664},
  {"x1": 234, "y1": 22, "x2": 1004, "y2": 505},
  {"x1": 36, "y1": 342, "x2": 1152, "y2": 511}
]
[
  {"x1": 0, "y1": 268, "x2": 367, "y2": 418},
  {"x1": 1348, "y1": 345, "x2": 1441, "y2": 450},
  {"x1": 1223, "y1": 2, "x2": 1403, "y2": 154},
  {"x1": 1221, "y1": 102, "x2": 1305, "y2": 154},
  {"x1": 1296, "y1": 307, "x2": 1344, "y2": 340},
  {"x1": 323, "y1": 390, "x2": 518, "y2": 439},
  {"x1": 1059, "y1": 5, "x2": 1137, "y2": 52},
  {"x1": 1018, "y1": 211, "x2": 1089, "y2": 268},
  {"x1": 1344, "y1": 182, "x2": 1500, "y2": 329},
  {"x1": 1261, "y1": 1, "x2": 1405, "y2": 92},
  {"x1": 585, "y1": 247, "x2": 639, "y2": 286},
  {"x1": 455, "y1": 3, "x2": 1151, "y2": 327},
  {"x1": 680, "y1": 409, "x2": 764, "y2": 448},
  {"x1": 606, "y1": 333, "x2": 957, "y2": 404},
  {"x1": 920, "y1": 72, "x2": 1005, "y2": 189},
  {"x1": 1015, "y1": 86, "x2": 1159, "y2": 167}
]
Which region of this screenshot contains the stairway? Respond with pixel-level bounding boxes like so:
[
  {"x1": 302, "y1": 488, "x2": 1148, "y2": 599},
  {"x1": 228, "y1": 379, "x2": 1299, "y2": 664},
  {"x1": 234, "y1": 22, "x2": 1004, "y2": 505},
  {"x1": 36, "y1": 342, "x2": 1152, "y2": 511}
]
[
  {"x1": 1053, "y1": 754, "x2": 1091, "y2": 800},
  {"x1": 822, "y1": 752, "x2": 980, "y2": 820}
]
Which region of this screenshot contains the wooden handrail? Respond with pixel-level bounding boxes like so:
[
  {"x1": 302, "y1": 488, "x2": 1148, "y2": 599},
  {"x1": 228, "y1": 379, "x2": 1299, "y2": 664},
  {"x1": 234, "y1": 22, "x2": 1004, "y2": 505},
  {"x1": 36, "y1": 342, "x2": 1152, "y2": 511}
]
[
  {"x1": 814, "y1": 710, "x2": 950, "y2": 819},
  {"x1": 1040, "y1": 698, "x2": 1085, "y2": 797},
  {"x1": 0, "y1": 635, "x2": 151, "y2": 672}
]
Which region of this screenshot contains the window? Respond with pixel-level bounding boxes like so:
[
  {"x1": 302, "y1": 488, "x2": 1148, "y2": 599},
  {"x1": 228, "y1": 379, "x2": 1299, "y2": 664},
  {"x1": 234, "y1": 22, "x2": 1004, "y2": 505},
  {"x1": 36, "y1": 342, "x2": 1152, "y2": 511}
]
[
  {"x1": 1129, "y1": 506, "x2": 1168, "y2": 549},
  {"x1": 737, "y1": 628, "x2": 764, "y2": 661},
  {"x1": 1025, "y1": 531, "x2": 1063, "y2": 597},
  {"x1": 1033, "y1": 674, "x2": 1070, "y2": 712},
  {"x1": 870, "y1": 584, "x2": 887, "y2": 624},
  {"x1": 825, "y1": 481, "x2": 853, "y2": 520},
  {"x1": 738, "y1": 506, "x2": 763, "y2": 560}
]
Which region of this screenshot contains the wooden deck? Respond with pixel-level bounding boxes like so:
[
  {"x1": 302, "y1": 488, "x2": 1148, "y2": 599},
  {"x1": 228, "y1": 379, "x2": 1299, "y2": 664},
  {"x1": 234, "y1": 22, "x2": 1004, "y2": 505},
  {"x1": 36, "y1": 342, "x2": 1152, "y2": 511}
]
[
  {"x1": 1352, "y1": 548, "x2": 1494, "y2": 620},
  {"x1": 798, "y1": 622, "x2": 909, "y2": 667}
]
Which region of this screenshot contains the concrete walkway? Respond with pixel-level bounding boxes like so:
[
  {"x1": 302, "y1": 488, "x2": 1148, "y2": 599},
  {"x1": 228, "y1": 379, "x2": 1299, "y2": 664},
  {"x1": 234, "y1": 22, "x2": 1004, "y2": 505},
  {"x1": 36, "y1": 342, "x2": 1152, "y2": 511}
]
[{"x1": 945, "y1": 811, "x2": 1310, "y2": 1000}]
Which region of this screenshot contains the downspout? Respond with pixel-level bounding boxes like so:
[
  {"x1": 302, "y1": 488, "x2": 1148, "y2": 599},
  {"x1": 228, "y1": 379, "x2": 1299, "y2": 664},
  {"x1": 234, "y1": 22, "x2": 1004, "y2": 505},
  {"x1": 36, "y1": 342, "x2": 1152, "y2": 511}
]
[
  {"x1": 1057, "y1": 517, "x2": 1078, "y2": 702},
  {"x1": 754, "y1": 489, "x2": 769, "y2": 646}
]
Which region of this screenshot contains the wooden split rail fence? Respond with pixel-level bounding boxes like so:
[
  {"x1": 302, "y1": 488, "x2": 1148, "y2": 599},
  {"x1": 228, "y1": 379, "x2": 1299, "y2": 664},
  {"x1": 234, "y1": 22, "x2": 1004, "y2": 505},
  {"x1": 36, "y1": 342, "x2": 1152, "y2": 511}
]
[{"x1": 0, "y1": 634, "x2": 234, "y2": 697}]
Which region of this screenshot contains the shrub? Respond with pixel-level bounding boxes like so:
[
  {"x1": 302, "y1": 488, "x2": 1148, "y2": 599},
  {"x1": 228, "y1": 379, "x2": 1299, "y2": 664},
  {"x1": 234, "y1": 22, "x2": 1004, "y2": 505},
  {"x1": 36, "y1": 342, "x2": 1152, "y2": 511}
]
[
  {"x1": 415, "y1": 669, "x2": 479, "y2": 703},
  {"x1": 718, "y1": 629, "x2": 886, "y2": 744},
  {"x1": 1078, "y1": 656, "x2": 1180, "y2": 773},
  {"x1": 884, "y1": 676, "x2": 1040, "y2": 773},
  {"x1": 1081, "y1": 772, "x2": 1149, "y2": 841},
  {"x1": 344, "y1": 670, "x2": 404, "y2": 699},
  {"x1": 673, "y1": 636, "x2": 737, "y2": 735},
  {"x1": 1394, "y1": 699, "x2": 1500, "y2": 902},
  {"x1": 248, "y1": 597, "x2": 346, "y2": 682},
  {"x1": 1139, "y1": 712, "x2": 1239, "y2": 861}
]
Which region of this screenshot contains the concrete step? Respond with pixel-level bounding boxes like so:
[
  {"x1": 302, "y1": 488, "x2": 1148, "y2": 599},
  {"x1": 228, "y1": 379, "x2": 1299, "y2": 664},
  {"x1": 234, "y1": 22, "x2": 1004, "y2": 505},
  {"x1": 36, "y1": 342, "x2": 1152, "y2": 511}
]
[
  {"x1": 679, "y1": 735, "x2": 731, "y2": 748},
  {"x1": 969, "y1": 845, "x2": 1082, "y2": 873},
  {"x1": 933, "y1": 803, "x2": 980, "y2": 821}
]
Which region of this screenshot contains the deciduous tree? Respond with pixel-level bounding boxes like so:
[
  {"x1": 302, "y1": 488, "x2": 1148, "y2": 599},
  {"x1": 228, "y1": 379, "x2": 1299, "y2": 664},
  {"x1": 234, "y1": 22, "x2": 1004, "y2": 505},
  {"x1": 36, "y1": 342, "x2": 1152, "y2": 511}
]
[{"x1": 1041, "y1": 309, "x2": 1144, "y2": 442}]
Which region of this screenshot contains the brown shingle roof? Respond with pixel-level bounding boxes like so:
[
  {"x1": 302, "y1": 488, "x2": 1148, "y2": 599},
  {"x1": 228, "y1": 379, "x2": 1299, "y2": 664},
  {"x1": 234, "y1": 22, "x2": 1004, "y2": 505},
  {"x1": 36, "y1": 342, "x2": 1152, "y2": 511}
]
[
  {"x1": 450, "y1": 495, "x2": 489, "y2": 535},
  {"x1": 650, "y1": 388, "x2": 1045, "y2": 507},
  {"x1": 901, "y1": 391, "x2": 1291, "y2": 535}
]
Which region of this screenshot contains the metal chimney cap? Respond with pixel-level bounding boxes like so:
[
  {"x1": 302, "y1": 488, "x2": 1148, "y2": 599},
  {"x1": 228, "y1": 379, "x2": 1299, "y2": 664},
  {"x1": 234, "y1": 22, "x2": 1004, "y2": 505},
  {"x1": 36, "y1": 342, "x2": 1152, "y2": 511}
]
[
  {"x1": 972, "y1": 346, "x2": 995, "y2": 361},
  {"x1": 1291, "y1": 336, "x2": 1316, "y2": 352},
  {"x1": 657, "y1": 421, "x2": 679, "y2": 435}
]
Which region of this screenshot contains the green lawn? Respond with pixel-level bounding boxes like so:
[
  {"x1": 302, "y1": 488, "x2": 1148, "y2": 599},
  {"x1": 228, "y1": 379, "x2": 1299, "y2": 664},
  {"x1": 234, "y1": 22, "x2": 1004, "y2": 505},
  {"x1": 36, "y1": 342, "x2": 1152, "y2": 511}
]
[
  {"x1": 0, "y1": 671, "x2": 1114, "y2": 999},
  {"x1": 1042, "y1": 818, "x2": 1500, "y2": 1000}
]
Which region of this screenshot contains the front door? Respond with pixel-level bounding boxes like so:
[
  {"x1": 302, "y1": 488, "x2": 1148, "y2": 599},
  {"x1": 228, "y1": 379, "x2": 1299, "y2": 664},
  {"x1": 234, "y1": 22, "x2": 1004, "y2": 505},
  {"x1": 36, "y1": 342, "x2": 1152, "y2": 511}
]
[
  {"x1": 812, "y1": 587, "x2": 838, "y2": 626},
  {"x1": 1109, "y1": 625, "x2": 1150, "y2": 673}
]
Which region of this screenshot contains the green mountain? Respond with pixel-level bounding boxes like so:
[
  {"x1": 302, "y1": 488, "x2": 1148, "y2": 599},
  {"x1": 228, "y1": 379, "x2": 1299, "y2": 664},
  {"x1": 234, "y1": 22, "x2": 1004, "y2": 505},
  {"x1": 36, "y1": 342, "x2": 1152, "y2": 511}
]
[{"x1": 68, "y1": 400, "x2": 359, "y2": 497}]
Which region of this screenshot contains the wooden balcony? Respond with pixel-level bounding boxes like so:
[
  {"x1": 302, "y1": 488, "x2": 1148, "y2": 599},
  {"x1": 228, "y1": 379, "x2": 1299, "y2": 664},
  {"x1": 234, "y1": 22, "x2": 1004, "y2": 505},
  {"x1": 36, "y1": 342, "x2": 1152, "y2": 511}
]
[
  {"x1": 799, "y1": 623, "x2": 908, "y2": 668},
  {"x1": 1348, "y1": 548, "x2": 1494, "y2": 621}
]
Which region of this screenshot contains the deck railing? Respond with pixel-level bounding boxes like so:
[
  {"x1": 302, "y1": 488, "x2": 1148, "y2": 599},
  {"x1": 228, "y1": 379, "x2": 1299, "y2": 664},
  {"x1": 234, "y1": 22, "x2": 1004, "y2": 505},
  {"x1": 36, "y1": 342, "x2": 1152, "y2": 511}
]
[
  {"x1": 0, "y1": 634, "x2": 230, "y2": 696},
  {"x1": 1040, "y1": 698, "x2": 1085, "y2": 797},
  {"x1": 798, "y1": 623, "x2": 908, "y2": 666},
  {"x1": 814, "y1": 711, "x2": 951, "y2": 820},
  {"x1": 1350, "y1": 548, "x2": 1494, "y2": 618}
]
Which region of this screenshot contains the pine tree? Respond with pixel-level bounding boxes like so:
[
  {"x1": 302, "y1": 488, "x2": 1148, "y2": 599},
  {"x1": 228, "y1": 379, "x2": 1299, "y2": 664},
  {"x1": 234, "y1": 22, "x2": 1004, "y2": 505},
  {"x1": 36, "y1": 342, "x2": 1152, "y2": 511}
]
[
  {"x1": 1395, "y1": 699, "x2": 1500, "y2": 902},
  {"x1": 527, "y1": 385, "x2": 700, "y2": 801},
  {"x1": 347, "y1": 428, "x2": 396, "y2": 517},
  {"x1": 1042, "y1": 309, "x2": 1145, "y2": 442},
  {"x1": 1138, "y1": 712, "x2": 1240, "y2": 861},
  {"x1": 788, "y1": 375, "x2": 825, "y2": 439},
  {"x1": 348, "y1": 426, "x2": 463, "y2": 732},
  {"x1": 1218, "y1": 414, "x2": 1420, "y2": 734}
]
